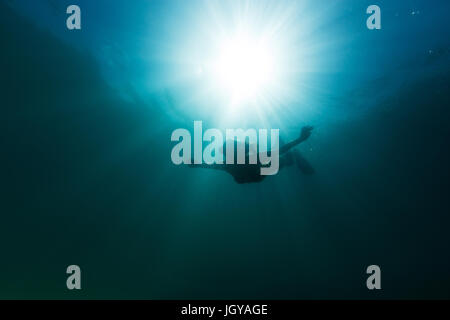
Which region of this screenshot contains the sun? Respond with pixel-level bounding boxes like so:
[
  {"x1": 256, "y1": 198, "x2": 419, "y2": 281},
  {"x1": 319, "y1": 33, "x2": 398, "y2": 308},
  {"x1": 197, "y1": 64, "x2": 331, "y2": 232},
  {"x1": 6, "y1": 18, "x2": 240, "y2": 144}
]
[
  {"x1": 212, "y1": 32, "x2": 277, "y2": 106},
  {"x1": 168, "y1": 1, "x2": 317, "y2": 122}
]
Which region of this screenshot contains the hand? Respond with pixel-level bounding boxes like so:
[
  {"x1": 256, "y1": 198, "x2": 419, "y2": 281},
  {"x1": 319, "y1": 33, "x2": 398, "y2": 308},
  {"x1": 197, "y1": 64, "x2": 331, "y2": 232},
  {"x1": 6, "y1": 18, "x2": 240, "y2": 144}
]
[{"x1": 300, "y1": 126, "x2": 313, "y2": 141}]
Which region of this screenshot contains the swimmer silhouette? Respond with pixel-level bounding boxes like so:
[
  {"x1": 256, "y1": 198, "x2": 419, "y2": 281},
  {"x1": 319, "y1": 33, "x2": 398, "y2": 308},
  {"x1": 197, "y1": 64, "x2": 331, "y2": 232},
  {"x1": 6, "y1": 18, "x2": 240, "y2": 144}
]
[{"x1": 189, "y1": 126, "x2": 314, "y2": 184}]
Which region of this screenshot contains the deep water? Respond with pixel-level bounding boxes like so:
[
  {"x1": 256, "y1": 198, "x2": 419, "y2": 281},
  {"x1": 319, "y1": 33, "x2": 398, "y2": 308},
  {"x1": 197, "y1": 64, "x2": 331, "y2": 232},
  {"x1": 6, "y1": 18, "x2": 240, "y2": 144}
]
[{"x1": 1, "y1": 0, "x2": 450, "y2": 299}]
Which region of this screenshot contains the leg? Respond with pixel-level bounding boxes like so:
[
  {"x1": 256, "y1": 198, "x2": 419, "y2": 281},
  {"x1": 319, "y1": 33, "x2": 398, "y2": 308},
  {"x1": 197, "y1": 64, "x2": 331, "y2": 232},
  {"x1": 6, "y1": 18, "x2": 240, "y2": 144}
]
[
  {"x1": 278, "y1": 151, "x2": 295, "y2": 170},
  {"x1": 279, "y1": 126, "x2": 313, "y2": 155},
  {"x1": 293, "y1": 150, "x2": 315, "y2": 175}
]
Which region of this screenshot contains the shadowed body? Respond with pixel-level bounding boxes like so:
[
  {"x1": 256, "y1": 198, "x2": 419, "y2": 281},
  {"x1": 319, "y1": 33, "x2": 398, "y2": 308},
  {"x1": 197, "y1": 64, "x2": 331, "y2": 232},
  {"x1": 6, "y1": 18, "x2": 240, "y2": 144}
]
[{"x1": 190, "y1": 126, "x2": 314, "y2": 184}]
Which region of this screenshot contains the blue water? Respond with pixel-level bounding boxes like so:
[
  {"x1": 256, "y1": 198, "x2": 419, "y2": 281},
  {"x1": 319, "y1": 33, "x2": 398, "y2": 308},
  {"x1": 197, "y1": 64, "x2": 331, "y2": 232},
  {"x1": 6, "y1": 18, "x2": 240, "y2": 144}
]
[{"x1": 1, "y1": 0, "x2": 449, "y2": 298}]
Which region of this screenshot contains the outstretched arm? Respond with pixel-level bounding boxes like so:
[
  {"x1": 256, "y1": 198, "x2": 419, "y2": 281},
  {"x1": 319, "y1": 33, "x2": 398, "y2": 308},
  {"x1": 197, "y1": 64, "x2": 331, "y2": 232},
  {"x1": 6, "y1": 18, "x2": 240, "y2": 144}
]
[{"x1": 279, "y1": 126, "x2": 313, "y2": 155}]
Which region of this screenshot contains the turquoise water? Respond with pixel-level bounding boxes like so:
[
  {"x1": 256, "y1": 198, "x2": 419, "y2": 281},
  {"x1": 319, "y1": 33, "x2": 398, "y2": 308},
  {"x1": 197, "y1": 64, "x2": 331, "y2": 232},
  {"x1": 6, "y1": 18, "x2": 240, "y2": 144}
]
[{"x1": 1, "y1": 0, "x2": 450, "y2": 299}]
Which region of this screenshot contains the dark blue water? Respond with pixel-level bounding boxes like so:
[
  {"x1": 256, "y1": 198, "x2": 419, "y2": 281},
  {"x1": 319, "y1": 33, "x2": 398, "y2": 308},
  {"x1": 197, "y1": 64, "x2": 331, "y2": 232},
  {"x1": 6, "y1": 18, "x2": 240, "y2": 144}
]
[{"x1": 1, "y1": 0, "x2": 449, "y2": 299}]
